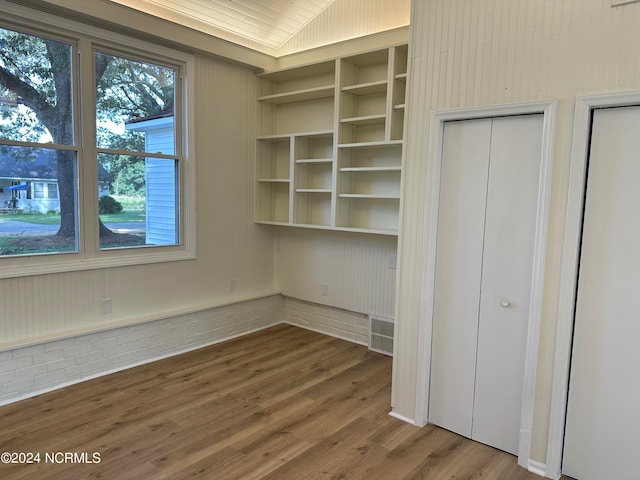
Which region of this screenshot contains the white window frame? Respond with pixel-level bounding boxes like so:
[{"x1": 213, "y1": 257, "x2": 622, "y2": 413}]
[{"x1": 0, "y1": 3, "x2": 196, "y2": 279}]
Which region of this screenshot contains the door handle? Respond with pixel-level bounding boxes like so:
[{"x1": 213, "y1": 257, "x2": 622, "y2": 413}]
[{"x1": 500, "y1": 299, "x2": 511, "y2": 308}]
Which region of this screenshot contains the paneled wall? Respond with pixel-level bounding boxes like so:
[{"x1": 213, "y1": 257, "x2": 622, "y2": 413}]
[
  {"x1": 277, "y1": 0, "x2": 410, "y2": 56},
  {"x1": 393, "y1": 0, "x2": 640, "y2": 468},
  {"x1": 275, "y1": 229, "x2": 397, "y2": 320}
]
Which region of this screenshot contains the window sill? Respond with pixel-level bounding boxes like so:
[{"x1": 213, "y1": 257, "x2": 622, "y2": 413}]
[{"x1": 0, "y1": 247, "x2": 196, "y2": 279}]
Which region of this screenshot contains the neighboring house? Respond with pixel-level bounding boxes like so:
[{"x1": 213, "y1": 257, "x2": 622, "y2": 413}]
[
  {"x1": 1, "y1": 148, "x2": 60, "y2": 213},
  {"x1": 0, "y1": 149, "x2": 110, "y2": 213},
  {"x1": 125, "y1": 113, "x2": 177, "y2": 245}
]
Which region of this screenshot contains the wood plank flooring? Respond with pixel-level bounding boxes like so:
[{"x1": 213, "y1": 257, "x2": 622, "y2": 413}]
[{"x1": 0, "y1": 324, "x2": 561, "y2": 479}]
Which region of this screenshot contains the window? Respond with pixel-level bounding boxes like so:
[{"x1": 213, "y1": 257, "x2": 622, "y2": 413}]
[
  {"x1": 95, "y1": 51, "x2": 179, "y2": 248},
  {"x1": 0, "y1": 28, "x2": 78, "y2": 250},
  {"x1": 0, "y1": 9, "x2": 194, "y2": 277},
  {"x1": 31, "y1": 182, "x2": 58, "y2": 199}
]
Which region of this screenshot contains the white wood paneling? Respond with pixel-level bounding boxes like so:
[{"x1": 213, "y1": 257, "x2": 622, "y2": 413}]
[
  {"x1": 394, "y1": 0, "x2": 640, "y2": 472},
  {"x1": 283, "y1": 297, "x2": 368, "y2": 345},
  {"x1": 277, "y1": 0, "x2": 410, "y2": 56},
  {"x1": 109, "y1": 0, "x2": 336, "y2": 53},
  {"x1": 274, "y1": 228, "x2": 396, "y2": 319},
  {"x1": 106, "y1": 0, "x2": 410, "y2": 56}
]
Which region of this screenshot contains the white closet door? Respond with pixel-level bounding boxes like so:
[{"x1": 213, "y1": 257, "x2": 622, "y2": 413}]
[
  {"x1": 429, "y1": 115, "x2": 542, "y2": 455},
  {"x1": 429, "y1": 118, "x2": 492, "y2": 438},
  {"x1": 472, "y1": 115, "x2": 542, "y2": 455},
  {"x1": 563, "y1": 106, "x2": 640, "y2": 479}
]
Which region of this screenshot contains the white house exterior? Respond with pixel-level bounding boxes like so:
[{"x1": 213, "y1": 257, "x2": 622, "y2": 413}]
[{"x1": 125, "y1": 114, "x2": 177, "y2": 245}]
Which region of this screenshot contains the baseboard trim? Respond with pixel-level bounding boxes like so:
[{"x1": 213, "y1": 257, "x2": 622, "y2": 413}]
[
  {"x1": 0, "y1": 320, "x2": 283, "y2": 407},
  {"x1": 527, "y1": 459, "x2": 547, "y2": 478},
  {"x1": 388, "y1": 410, "x2": 417, "y2": 425},
  {"x1": 282, "y1": 321, "x2": 369, "y2": 347},
  {"x1": 0, "y1": 295, "x2": 284, "y2": 406}
]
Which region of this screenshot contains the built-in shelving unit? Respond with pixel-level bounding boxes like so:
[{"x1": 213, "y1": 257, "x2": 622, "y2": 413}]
[{"x1": 255, "y1": 44, "x2": 407, "y2": 235}]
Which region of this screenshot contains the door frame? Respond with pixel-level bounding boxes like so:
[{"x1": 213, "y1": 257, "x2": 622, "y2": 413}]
[
  {"x1": 414, "y1": 100, "x2": 557, "y2": 474},
  {"x1": 546, "y1": 91, "x2": 640, "y2": 479}
]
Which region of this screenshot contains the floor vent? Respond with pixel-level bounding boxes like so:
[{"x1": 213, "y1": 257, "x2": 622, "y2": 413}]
[{"x1": 369, "y1": 314, "x2": 394, "y2": 357}]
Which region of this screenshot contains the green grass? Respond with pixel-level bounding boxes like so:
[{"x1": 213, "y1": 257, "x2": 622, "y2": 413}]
[
  {"x1": 99, "y1": 211, "x2": 146, "y2": 223},
  {"x1": 0, "y1": 213, "x2": 61, "y2": 225},
  {"x1": 0, "y1": 209, "x2": 145, "y2": 226},
  {"x1": 0, "y1": 236, "x2": 77, "y2": 256},
  {"x1": 0, "y1": 195, "x2": 147, "y2": 255},
  {"x1": 112, "y1": 195, "x2": 145, "y2": 212}
]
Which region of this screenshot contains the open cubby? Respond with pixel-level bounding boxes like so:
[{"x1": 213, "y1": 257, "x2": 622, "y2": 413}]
[{"x1": 255, "y1": 44, "x2": 407, "y2": 234}]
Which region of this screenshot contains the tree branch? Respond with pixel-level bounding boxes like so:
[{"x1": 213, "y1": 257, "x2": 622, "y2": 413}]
[{"x1": 0, "y1": 64, "x2": 56, "y2": 131}]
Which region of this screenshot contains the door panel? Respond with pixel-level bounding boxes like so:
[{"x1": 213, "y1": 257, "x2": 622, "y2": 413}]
[
  {"x1": 472, "y1": 115, "x2": 542, "y2": 455},
  {"x1": 563, "y1": 106, "x2": 640, "y2": 479},
  {"x1": 429, "y1": 118, "x2": 492, "y2": 437}
]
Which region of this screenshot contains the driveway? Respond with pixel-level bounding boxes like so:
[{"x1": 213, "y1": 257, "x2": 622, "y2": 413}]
[{"x1": 0, "y1": 220, "x2": 144, "y2": 235}]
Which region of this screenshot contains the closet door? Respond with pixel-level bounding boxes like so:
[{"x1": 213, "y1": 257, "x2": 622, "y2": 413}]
[
  {"x1": 563, "y1": 106, "x2": 640, "y2": 480},
  {"x1": 429, "y1": 118, "x2": 492, "y2": 438},
  {"x1": 472, "y1": 115, "x2": 541, "y2": 454},
  {"x1": 429, "y1": 115, "x2": 542, "y2": 455}
]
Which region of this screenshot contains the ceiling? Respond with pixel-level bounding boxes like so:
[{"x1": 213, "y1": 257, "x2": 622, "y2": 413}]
[{"x1": 108, "y1": 0, "x2": 338, "y2": 54}]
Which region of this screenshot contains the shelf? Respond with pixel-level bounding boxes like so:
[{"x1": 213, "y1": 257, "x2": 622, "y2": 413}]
[
  {"x1": 340, "y1": 114, "x2": 386, "y2": 126},
  {"x1": 254, "y1": 220, "x2": 290, "y2": 227},
  {"x1": 256, "y1": 44, "x2": 407, "y2": 234},
  {"x1": 341, "y1": 80, "x2": 387, "y2": 96},
  {"x1": 257, "y1": 60, "x2": 335, "y2": 82},
  {"x1": 338, "y1": 140, "x2": 403, "y2": 149},
  {"x1": 258, "y1": 85, "x2": 335, "y2": 104},
  {"x1": 339, "y1": 194, "x2": 400, "y2": 199},
  {"x1": 339, "y1": 167, "x2": 401, "y2": 172},
  {"x1": 295, "y1": 129, "x2": 334, "y2": 137},
  {"x1": 255, "y1": 220, "x2": 397, "y2": 236},
  {"x1": 257, "y1": 134, "x2": 291, "y2": 140},
  {"x1": 296, "y1": 158, "x2": 333, "y2": 164}
]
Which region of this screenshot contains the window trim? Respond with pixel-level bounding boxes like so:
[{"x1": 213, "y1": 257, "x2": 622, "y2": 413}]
[{"x1": 0, "y1": 4, "x2": 196, "y2": 279}]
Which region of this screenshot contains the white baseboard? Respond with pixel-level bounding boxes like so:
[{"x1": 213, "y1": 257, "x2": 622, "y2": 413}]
[
  {"x1": 388, "y1": 410, "x2": 417, "y2": 425},
  {"x1": 0, "y1": 295, "x2": 283, "y2": 406},
  {"x1": 527, "y1": 459, "x2": 548, "y2": 478}
]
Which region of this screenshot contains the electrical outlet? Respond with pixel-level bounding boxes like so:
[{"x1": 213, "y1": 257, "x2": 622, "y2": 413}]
[
  {"x1": 229, "y1": 278, "x2": 237, "y2": 292},
  {"x1": 388, "y1": 255, "x2": 397, "y2": 270},
  {"x1": 321, "y1": 283, "x2": 329, "y2": 296},
  {"x1": 101, "y1": 298, "x2": 112, "y2": 315}
]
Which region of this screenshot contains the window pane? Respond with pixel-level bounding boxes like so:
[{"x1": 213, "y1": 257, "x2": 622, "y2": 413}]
[
  {"x1": 95, "y1": 51, "x2": 175, "y2": 154},
  {"x1": 0, "y1": 27, "x2": 73, "y2": 145},
  {"x1": 98, "y1": 153, "x2": 178, "y2": 249},
  {"x1": 0, "y1": 146, "x2": 78, "y2": 256}
]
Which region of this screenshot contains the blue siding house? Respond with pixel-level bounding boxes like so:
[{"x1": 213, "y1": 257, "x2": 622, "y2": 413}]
[{"x1": 125, "y1": 114, "x2": 177, "y2": 245}]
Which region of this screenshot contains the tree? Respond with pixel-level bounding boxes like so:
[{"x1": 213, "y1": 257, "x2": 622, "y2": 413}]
[{"x1": 0, "y1": 26, "x2": 174, "y2": 238}]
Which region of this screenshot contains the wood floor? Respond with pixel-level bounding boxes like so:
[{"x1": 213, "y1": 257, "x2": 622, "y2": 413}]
[{"x1": 0, "y1": 324, "x2": 559, "y2": 480}]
